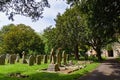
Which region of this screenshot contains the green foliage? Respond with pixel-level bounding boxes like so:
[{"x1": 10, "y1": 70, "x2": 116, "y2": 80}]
[
  {"x1": 0, "y1": 24, "x2": 44, "y2": 55},
  {"x1": 105, "y1": 43, "x2": 113, "y2": 51},
  {"x1": 54, "y1": 6, "x2": 90, "y2": 59},
  {"x1": 67, "y1": 0, "x2": 120, "y2": 60},
  {"x1": 43, "y1": 6, "x2": 90, "y2": 59},
  {"x1": 43, "y1": 26, "x2": 57, "y2": 54},
  {"x1": 0, "y1": 0, "x2": 50, "y2": 21}
]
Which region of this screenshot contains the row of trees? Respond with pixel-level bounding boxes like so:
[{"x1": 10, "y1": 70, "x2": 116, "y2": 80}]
[{"x1": 43, "y1": 0, "x2": 120, "y2": 61}]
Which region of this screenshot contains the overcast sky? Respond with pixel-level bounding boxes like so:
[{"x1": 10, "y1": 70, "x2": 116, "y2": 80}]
[{"x1": 0, "y1": 0, "x2": 69, "y2": 32}]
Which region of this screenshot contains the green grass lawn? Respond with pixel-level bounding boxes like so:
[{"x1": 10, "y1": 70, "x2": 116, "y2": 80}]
[{"x1": 0, "y1": 62, "x2": 99, "y2": 80}]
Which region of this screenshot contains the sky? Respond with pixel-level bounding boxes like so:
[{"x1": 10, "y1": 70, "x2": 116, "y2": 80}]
[{"x1": 0, "y1": 0, "x2": 69, "y2": 32}]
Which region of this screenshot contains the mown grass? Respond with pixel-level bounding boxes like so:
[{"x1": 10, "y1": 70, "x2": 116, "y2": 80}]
[{"x1": 0, "y1": 62, "x2": 99, "y2": 80}]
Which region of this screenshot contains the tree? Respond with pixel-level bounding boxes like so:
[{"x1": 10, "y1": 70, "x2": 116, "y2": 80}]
[
  {"x1": 0, "y1": 0, "x2": 50, "y2": 21},
  {"x1": 54, "y1": 7, "x2": 87, "y2": 60},
  {"x1": 0, "y1": 24, "x2": 16, "y2": 54},
  {"x1": 67, "y1": 0, "x2": 120, "y2": 60},
  {"x1": 43, "y1": 26, "x2": 57, "y2": 54},
  {"x1": 0, "y1": 24, "x2": 44, "y2": 57}
]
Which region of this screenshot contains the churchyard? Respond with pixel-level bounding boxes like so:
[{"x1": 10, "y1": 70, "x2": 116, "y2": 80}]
[{"x1": 0, "y1": 50, "x2": 99, "y2": 80}]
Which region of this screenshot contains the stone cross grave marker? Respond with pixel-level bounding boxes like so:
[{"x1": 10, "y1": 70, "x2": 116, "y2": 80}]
[{"x1": 21, "y1": 51, "x2": 27, "y2": 64}]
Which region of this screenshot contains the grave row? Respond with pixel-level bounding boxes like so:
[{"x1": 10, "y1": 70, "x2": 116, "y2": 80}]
[{"x1": 0, "y1": 49, "x2": 70, "y2": 66}]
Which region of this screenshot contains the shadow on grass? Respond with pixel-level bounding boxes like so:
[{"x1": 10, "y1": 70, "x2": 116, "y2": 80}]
[{"x1": 28, "y1": 72, "x2": 84, "y2": 80}]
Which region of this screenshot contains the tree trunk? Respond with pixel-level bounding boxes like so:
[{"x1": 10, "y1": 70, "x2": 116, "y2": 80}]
[
  {"x1": 74, "y1": 44, "x2": 79, "y2": 60},
  {"x1": 95, "y1": 48, "x2": 102, "y2": 61}
]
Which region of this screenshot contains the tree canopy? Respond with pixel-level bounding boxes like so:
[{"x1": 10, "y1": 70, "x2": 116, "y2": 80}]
[
  {"x1": 0, "y1": 24, "x2": 44, "y2": 57},
  {"x1": 54, "y1": 7, "x2": 88, "y2": 59},
  {"x1": 67, "y1": 0, "x2": 120, "y2": 60},
  {"x1": 0, "y1": 0, "x2": 50, "y2": 21},
  {"x1": 43, "y1": 0, "x2": 120, "y2": 60}
]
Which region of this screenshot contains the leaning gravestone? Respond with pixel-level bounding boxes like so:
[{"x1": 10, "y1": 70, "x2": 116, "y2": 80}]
[
  {"x1": 28, "y1": 55, "x2": 34, "y2": 66},
  {"x1": 62, "y1": 51, "x2": 67, "y2": 65},
  {"x1": 50, "y1": 48, "x2": 54, "y2": 63},
  {"x1": 16, "y1": 54, "x2": 20, "y2": 62},
  {"x1": 56, "y1": 49, "x2": 61, "y2": 67},
  {"x1": 47, "y1": 48, "x2": 60, "y2": 71},
  {"x1": 9, "y1": 54, "x2": 16, "y2": 64},
  {"x1": 21, "y1": 51, "x2": 27, "y2": 64},
  {"x1": 36, "y1": 55, "x2": 41, "y2": 65},
  {"x1": 0, "y1": 54, "x2": 6, "y2": 65}
]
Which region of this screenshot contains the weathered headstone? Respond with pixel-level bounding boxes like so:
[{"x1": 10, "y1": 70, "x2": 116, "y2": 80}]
[
  {"x1": 36, "y1": 55, "x2": 41, "y2": 65},
  {"x1": 62, "y1": 51, "x2": 67, "y2": 65},
  {"x1": 0, "y1": 54, "x2": 6, "y2": 65},
  {"x1": 47, "y1": 63, "x2": 60, "y2": 71},
  {"x1": 47, "y1": 48, "x2": 60, "y2": 71},
  {"x1": 56, "y1": 49, "x2": 61, "y2": 67},
  {"x1": 43, "y1": 55, "x2": 48, "y2": 64},
  {"x1": 28, "y1": 55, "x2": 34, "y2": 66},
  {"x1": 50, "y1": 48, "x2": 56, "y2": 64},
  {"x1": 9, "y1": 54, "x2": 16, "y2": 64},
  {"x1": 50, "y1": 48, "x2": 54, "y2": 63},
  {"x1": 68, "y1": 60, "x2": 74, "y2": 66},
  {"x1": 6, "y1": 54, "x2": 10, "y2": 63},
  {"x1": 16, "y1": 54, "x2": 20, "y2": 62},
  {"x1": 21, "y1": 51, "x2": 27, "y2": 64}
]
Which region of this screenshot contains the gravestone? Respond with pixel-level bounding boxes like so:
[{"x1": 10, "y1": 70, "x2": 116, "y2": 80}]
[
  {"x1": 56, "y1": 49, "x2": 61, "y2": 67},
  {"x1": 9, "y1": 54, "x2": 16, "y2": 64},
  {"x1": 47, "y1": 63, "x2": 60, "y2": 71},
  {"x1": 36, "y1": 55, "x2": 41, "y2": 65},
  {"x1": 16, "y1": 54, "x2": 20, "y2": 62},
  {"x1": 50, "y1": 48, "x2": 56, "y2": 63},
  {"x1": 28, "y1": 55, "x2": 34, "y2": 66},
  {"x1": 62, "y1": 51, "x2": 67, "y2": 65},
  {"x1": 6, "y1": 54, "x2": 10, "y2": 63},
  {"x1": 44, "y1": 55, "x2": 48, "y2": 64},
  {"x1": 21, "y1": 51, "x2": 27, "y2": 64},
  {"x1": 47, "y1": 48, "x2": 60, "y2": 71},
  {"x1": 0, "y1": 54, "x2": 6, "y2": 65},
  {"x1": 50, "y1": 48, "x2": 54, "y2": 63}
]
